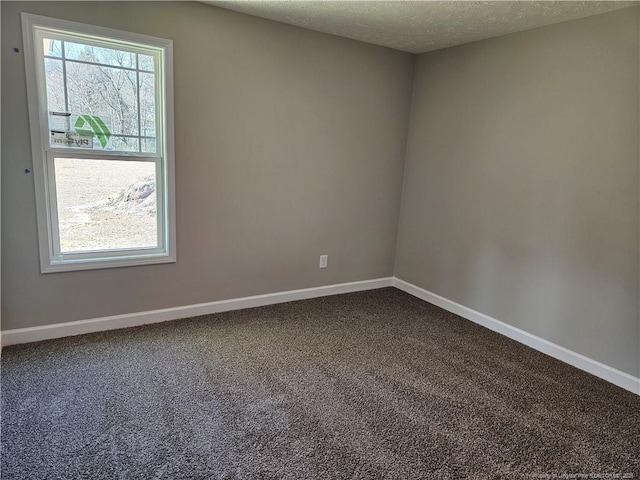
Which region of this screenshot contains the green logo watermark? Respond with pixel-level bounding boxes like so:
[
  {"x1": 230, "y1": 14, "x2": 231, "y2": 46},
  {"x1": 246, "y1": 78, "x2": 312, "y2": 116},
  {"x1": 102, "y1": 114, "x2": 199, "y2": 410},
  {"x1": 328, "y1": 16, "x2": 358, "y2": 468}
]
[{"x1": 74, "y1": 115, "x2": 111, "y2": 148}]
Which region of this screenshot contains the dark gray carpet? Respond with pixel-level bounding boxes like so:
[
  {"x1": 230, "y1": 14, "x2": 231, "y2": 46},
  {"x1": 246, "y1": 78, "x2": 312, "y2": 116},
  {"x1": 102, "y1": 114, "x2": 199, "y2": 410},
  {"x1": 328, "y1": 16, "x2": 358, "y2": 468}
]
[{"x1": 2, "y1": 288, "x2": 639, "y2": 479}]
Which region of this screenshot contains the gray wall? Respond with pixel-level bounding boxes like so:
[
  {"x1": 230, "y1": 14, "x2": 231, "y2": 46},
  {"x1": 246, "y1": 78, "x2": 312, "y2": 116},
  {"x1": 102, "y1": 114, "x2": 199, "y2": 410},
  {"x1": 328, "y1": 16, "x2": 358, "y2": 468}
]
[
  {"x1": 1, "y1": 1, "x2": 414, "y2": 329},
  {"x1": 395, "y1": 8, "x2": 639, "y2": 377},
  {"x1": 2, "y1": 2, "x2": 638, "y2": 379}
]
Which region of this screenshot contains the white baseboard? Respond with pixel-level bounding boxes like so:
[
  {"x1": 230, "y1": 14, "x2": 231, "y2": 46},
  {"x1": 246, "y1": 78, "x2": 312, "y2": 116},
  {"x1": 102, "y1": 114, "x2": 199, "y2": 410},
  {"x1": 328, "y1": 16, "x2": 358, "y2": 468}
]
[
  {"x1": 1, "y1": 277, "x2": 393, "y2": 348},
  {"x1": 392, "y1": 277, "x2": 640, "y2": 395},
  {"x1": 3, "y1": 275, "x2": 637, "y2": 395}
]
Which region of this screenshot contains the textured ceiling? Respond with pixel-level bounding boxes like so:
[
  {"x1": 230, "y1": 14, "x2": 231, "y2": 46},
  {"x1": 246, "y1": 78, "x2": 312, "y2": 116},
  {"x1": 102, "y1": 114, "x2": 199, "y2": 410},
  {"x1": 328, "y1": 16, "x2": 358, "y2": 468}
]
[{"x1": 202, "y1": 1, "x2": 637, "y2": 53}]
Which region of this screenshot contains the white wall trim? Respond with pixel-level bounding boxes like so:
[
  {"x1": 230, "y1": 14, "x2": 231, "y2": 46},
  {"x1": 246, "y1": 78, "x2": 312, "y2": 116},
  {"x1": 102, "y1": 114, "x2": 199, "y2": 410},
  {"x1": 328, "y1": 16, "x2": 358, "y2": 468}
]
[
  {"x1": 4, "y1": 275, "x2": 637, "y2": 395},
  {"x1": 1, "y1": 278, "x2": 393, "y2": 347},
  {"x1": 393, "y1": 277, "x2": 640, "y2": 395}
]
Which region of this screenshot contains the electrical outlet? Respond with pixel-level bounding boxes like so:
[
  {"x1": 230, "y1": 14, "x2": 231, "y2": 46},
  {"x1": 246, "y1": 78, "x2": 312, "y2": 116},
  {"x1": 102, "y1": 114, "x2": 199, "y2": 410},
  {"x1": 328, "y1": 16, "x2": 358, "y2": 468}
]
[{"x1": 319, "y1": 254, "x2": 328, "y2": 269}]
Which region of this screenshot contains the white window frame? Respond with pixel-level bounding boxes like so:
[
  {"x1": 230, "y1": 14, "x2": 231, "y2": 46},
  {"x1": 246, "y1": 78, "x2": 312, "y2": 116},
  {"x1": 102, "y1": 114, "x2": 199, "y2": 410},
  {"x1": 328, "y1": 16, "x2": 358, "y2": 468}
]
[{"x1": 22, "y1": 13, "x2": 176, "y2": 273}]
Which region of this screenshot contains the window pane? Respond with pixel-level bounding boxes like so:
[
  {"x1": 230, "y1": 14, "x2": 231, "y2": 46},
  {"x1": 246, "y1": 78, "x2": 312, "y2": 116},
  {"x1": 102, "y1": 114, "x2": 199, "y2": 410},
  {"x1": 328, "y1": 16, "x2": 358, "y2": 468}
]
[
  {"x1": 43, "y1": 38, "x2": 63, "y2": 58},
  {"x1": 139, "y1": 54, "x2": 154, "y2": 72},
  {"x1": 44, "y1": 58, "x2": 66, "y2": 113},
  {"x1": 141, "y1": 138, "x2": 157, "y2": 154},
  {"x1": 110, "y1": 136, "x2": 140, "y2": 152},
  {"x1": 66, "y1": 61, "x2": 138, "y2": 137},
  {"x1": 54, "y1": 158, "x2": 157, "y2": 253},
  {"x1": 64, "y1": 41, "x2": 136, "y2": 69},
  {"x1": 139, "y1": 72, "x2": 156, "y2": 138}
]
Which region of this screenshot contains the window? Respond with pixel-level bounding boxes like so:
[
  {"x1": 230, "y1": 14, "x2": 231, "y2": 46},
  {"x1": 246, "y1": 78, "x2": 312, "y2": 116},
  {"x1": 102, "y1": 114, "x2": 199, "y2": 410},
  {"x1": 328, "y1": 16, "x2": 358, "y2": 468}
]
[{"x1": 22, "y1": 14, "x2": 175, "y2": 272}]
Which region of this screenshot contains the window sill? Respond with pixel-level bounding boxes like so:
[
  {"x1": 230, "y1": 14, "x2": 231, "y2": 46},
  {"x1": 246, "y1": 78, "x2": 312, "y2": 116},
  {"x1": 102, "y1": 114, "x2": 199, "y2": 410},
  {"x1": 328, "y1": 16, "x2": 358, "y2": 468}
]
[{"x1": 42, "y1": 252, "x2": 176, "y2": 274}]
